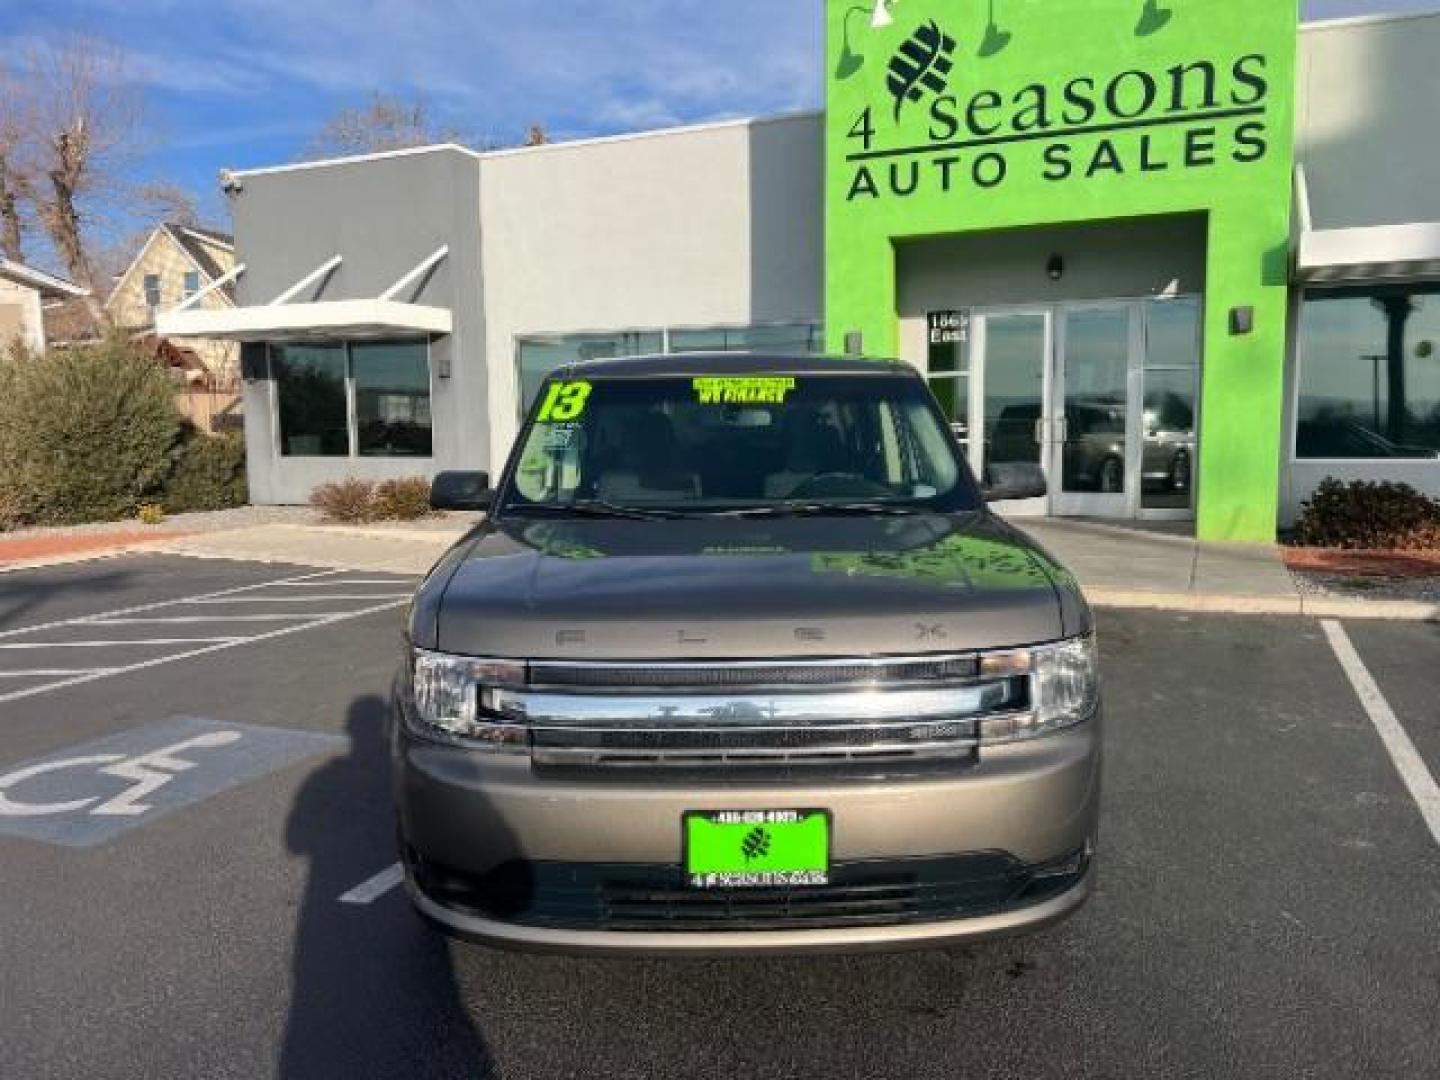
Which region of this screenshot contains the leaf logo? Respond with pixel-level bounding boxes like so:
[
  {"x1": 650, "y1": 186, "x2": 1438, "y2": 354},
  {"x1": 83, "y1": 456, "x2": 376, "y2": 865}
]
[
  {"x1": 886, "y1": 20, "x2": 957, "y2": 120},
  {"x1": 741, "y1": 826, "x2": 772, "y2": 864}
]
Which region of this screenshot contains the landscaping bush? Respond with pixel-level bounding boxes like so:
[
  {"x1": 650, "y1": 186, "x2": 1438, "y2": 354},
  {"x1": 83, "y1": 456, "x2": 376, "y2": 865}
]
[
  {"x1": 0, "y1": 335, "x2": 185, "y2": 527},
  {"x1": 1292, "y1": 479, "x2": 1440, "y2": 551},
  {"x1": 373, "y1": 477, "x2": 433, "y2": 521},
  {"x1": 163, "y1": 431, "x2": 249, "y2": 513},
  {"x1": 310, "y1": 479, "x2": 378, "y2": 523},
  {"x1": 310, "y1": 476, "x2": 434, "y2": 523}
]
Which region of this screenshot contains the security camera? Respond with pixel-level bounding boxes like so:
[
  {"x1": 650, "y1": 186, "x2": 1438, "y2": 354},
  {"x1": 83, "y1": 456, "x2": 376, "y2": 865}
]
[{"x1": 218, "y1": 168, "x2": 243, "y2": 195}]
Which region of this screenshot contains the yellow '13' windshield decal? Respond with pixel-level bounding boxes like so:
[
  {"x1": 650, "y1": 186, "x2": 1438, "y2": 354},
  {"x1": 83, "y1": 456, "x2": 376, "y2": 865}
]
[
  {"x1": 536, "y1": 380, "x2": 592, "y2": 422},
  {"x1": 693, "y1": 377, "x2": 797, "y2": 405}
]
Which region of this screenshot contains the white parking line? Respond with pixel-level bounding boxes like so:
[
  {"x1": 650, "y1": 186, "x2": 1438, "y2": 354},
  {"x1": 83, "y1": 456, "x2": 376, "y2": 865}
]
[
  {"x1": 339, "y1": 862, "x2": 405, "y2": 904},
  {"x1": 182, "y1": 595, "x2": 411, "y2": 604},
  {"x1": 1322, "y1": 620, "x2": 1440, "y2": 849},
  {"x1": 0, "y1": 569, "x2": 346, "y2": 641},
  {"x1": 271, "y1": 579, "x2": 415, "y2": 587},
  {"x1": 0, "y1": 638, "x2": 242, "y2": 649},
  {"x1": 0, "y1": 669, "x2": 117, "y2": 678},
  {"x1": 0, "y1": 598, "x2": 408, "y2": 706},
  {"x1": 92, "y1": 615, "x2": 322, "y2": 625}
]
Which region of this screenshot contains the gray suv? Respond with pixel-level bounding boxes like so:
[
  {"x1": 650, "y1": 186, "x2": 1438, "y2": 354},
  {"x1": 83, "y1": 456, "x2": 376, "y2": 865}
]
[{"x1": 393, "y1": 355, "x2": 1100, "y2": 955}]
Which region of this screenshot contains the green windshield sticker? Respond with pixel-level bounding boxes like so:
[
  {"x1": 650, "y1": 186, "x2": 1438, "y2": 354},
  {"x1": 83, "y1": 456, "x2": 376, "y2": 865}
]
[
  {"x1": 693, "y1": 377, "x2": 797, "y2": 405},
  {"x1": 536, "y1": 380, "x2": 592, "y2": 423}
]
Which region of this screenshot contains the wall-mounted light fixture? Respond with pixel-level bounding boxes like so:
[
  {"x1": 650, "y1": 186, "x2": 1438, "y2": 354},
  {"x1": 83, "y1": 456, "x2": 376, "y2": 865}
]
[
  {"x1": 844, "y1": 331, "x2": 865, "y2": 357},
  {"x1": 1229, "y1": 306, "x2": 1255, "y2": 335},
  {"x1": 1046, "y1": 254, "x2": 1065, "y2": 282}
]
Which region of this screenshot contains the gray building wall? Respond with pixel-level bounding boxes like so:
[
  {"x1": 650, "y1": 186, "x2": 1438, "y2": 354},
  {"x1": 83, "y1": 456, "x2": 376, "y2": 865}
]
[
  {"x1": 476, "y1": 113, "x2": 823, "y2": 466},
  {"x1": 232, "y1": 147, "x2": 486, "y2": 504},
  {"x1": 1281, "y1": 13, "x2": 1440, "y2": 524},
  {"x1": 1296, "y1": 13, "x2": 1440, "y2": 231}
]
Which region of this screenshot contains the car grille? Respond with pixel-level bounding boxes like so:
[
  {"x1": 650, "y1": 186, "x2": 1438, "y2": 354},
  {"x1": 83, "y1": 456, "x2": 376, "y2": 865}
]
[
  {"x1": 529, "y1": 655, "x2": 980, "y2": 691},
  {"x1": 499, "y1": 655, "x2": 1027, "y2": 777},
  {"x1": 409, "y1": 850, "x2": 1089, "y2": 932}
]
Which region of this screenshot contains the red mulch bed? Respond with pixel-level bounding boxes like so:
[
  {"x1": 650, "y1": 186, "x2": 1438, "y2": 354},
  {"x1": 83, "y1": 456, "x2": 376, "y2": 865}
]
[
  {"x1": 1284, "y1": 546, "x2": 1440, "y2": 578},
  {"x1": 0, "y1": 530, "x2": 194, "y2": 566}
]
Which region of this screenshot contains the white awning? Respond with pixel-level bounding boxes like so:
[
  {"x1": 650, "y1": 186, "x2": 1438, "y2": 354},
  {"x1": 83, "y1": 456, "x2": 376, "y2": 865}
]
[
  {"x1": 1297, "y1": 221, "x2": 1440, "y2": 285},
  {"x1": 154, "y1": 247, "x2": 452, "y2": 341},
  {"x1": 156, "y1": 299, "x2": 452, "y2": 342}
]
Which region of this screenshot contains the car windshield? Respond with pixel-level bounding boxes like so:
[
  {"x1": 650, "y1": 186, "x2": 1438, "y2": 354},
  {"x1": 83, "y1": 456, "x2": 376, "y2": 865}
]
[{"x1": 497, "y1": 371, "x2": 981, "y2": 517}]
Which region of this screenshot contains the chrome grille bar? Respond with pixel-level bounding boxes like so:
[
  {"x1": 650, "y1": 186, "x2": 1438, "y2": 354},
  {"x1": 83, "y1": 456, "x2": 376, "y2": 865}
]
[{"x1": 526, "y1": 654, "x2": 981, "y2": 691}]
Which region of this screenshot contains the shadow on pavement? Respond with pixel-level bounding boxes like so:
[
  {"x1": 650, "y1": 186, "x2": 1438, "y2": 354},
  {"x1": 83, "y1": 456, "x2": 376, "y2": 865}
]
[
  {"x1": 0, "y1": 565, "x2": 138, "y2": 629},
  {"x1": 280, "y1": 695, "x2": 494, "y2": 1079}
]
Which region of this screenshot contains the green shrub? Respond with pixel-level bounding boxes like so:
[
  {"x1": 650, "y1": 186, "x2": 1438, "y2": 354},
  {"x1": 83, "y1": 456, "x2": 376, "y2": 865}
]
[
  {"x1": 1292, "y1": 479, "x2": 1440, "y2": 550},
  {"x1": 163, "y1": 431, "x2": 249, "y2": 513},
  {"x1": 311, "y1": 479, "x2": 377, "y2": 523},
  {"x1": 0, "y1": 335, "x2": 185, "y2": 526},
  {"x1": 373, "y1": 477, "x2": 433, "y2": 521},
  {"x1": 137, "y1": 503, "x2": 167, "y2": 525}
]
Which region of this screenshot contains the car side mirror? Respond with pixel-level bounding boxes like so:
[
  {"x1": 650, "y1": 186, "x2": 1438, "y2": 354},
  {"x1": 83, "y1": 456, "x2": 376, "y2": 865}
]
[
  {"x1": 430, "y1": 471, "x2": 492, "y2": 512},
  {"x1": 983, "y1": 462, "x2": 1048, "y2": 503}
]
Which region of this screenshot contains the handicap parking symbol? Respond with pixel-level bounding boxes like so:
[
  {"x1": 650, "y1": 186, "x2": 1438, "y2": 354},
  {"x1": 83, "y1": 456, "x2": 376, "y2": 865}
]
[{"x1": 0, "y1": 716, "x2": 343, "y2": 847}]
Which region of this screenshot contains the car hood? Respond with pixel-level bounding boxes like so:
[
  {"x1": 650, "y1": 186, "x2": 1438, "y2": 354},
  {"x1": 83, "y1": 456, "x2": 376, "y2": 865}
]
[{"x1": 415, "y1": 512, "x2": 1087, "y2": 660}]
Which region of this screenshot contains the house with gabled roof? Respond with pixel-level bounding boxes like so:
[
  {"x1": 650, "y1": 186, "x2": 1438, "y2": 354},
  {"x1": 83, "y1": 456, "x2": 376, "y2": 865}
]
[
  {"x1": 0, "y1": 256, "x2": 88, "y2": 352},
  {"x1": 106, "y1": 222, "x2": 240, "y2": 382}
]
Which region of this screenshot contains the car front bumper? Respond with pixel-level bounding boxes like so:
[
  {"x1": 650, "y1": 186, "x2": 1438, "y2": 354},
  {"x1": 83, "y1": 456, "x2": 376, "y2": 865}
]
[{"x1": 392, "y1": 710, "x2": 1101, "y2": 956}]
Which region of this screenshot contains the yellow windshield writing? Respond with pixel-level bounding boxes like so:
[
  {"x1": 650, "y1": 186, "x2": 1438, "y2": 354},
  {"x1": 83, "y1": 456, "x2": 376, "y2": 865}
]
[{"x1": 693, "y1": 377, "x2": 797, "y2": 405}]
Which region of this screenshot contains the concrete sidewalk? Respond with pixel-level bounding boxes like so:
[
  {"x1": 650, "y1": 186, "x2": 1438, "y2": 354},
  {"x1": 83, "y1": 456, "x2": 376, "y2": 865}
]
[
  {"x1": 1015, "y1": 518, "x2": 1437, "y2": 621},
  {"x1": 153, "y1": 521, "x2": 472, "y2": 575},
  {"x1": 8, "y1": 513, "x2": 1433, "y2": 620}
]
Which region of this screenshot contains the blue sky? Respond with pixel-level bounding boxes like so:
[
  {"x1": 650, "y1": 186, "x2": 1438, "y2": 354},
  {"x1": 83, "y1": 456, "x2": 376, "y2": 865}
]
[{"x1": 0, "y1": 0, "x2": 1432, "y2": 233}]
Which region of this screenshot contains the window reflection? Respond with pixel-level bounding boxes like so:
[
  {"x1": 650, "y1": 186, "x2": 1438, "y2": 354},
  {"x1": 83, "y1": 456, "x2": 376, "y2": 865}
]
[
  {"x1": 1297, "y1": 287, "x2": 1440, "y2": 459},
  {"x1": 273, "y1": 344, "x2": 349, "y2": 457}
]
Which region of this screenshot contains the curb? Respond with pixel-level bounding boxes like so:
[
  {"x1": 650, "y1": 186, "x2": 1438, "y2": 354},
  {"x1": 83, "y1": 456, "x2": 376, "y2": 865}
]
[
  {"x1": 0, "y1": 536, "x2": 191, "y2": 574},
  {"x1": 299, "y1": 524, "x2": 470, "y2": 544},
  {"x1": 1087, "y1": 588, "x2": 1437, "y2": 622}
]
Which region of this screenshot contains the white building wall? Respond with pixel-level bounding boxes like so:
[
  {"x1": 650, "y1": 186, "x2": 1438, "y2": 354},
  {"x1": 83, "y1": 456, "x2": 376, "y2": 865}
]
[
  {"x1": 0, "y1": 278, "x2": 45, "y2": 352},
  {"x1": 477, "y1": 113, "x2": 823, "y2": 468},
  {"x1": 1282, "y1": 13, "x2": 1440, "y2": 524}
]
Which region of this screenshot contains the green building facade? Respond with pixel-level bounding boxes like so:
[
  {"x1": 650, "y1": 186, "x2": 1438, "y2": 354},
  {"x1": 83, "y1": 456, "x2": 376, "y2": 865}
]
[{"x1": 826, "y1": 0, "x2": 1299, "y2": 541}]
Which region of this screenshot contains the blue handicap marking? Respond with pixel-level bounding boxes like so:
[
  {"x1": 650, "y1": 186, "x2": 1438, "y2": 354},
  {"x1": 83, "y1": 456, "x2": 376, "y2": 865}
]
[{"x1": 0, "y1": 716, "x2": 344, "y2": 848}]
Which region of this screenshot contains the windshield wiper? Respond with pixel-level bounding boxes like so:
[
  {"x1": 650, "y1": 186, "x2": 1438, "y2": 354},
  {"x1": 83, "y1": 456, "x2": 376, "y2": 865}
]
[
  {"x1": 713, "y1": 502, "x2": 932, "y2": 519},
  {"x1": 507, "y1": 500, "x2": 694, "y2": 521}
]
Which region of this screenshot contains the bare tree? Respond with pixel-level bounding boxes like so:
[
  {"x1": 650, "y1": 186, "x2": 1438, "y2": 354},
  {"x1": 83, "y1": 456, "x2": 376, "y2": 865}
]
[
  {"x1": 0, "y1": 63, "x2": 29, "y2": 262},
  {"x1": 302, "y1": 92, "x2": 464, "y2": 159},
  {"x1": 16, "y1": 36, "x2": 143, "y2": 316}
]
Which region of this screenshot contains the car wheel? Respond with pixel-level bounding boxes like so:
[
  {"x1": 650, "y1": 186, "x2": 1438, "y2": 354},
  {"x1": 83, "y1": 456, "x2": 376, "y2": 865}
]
[
  {"x1": 1170, "y1": 450, "x2": 1192, "y2": 492},
  {"x1": 1099, "y1": 457, "x2": 1124, "y2": 494}
]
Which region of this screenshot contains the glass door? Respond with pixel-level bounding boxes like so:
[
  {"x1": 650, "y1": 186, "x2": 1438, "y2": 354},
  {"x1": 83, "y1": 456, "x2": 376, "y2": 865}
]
[
  {"x1": 1140, "y1": 297, "x2": 1202, "y2": 517},
  {"x1": 1051, "y1": 304, "x2": 1139, "y2": 517},
  {"x1": 973, "y1": 309, "x2": 1051, "y2": 515}
]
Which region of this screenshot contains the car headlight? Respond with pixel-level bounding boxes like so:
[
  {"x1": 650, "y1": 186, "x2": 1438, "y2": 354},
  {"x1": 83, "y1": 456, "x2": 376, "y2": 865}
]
[
  {"x1": 408, "y1": 648, "x2": 528, "y2": 751},
  {"x1": 976, "y1": 635, "x2": 1099, "y2": 745}
]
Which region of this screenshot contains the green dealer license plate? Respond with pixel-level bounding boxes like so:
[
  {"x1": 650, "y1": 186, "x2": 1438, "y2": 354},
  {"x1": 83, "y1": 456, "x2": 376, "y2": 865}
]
[{"x1": 684, "y1": 810, "x2": 831, "y2": 889}]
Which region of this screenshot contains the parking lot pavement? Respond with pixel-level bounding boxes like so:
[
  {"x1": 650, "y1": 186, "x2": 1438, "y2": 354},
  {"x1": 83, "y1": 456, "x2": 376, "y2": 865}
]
[{"x1": 1, "y1": 557, "x2": 1437, "y2": 1079}]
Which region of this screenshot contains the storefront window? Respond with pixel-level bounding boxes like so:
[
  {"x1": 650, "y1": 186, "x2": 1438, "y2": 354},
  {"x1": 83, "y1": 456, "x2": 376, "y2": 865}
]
[
  {"x1": 517, "y1": 331, "x2": 663, "y2": 414},
  {"x1": 925, "y1": 311, "x2": 971, "y2": 453},
  {"x1": 272, "y1": 343, "x2": 349, "y2": 457},
  {"x1": 272, "y1": 340, "x2": 433, "y2": 458},
  {"x1": 668, "y1": 323, "x2": 824, "y2": 355},
  {"x1": 1296, "y1": 286, "x2": 1440, "y2": 459},
  {"x1": 353, "y1": 341, "x2": 433, "y2": 457},
  {"x1": 516, "y1": 324, "x2": 825, "y2": 415}
]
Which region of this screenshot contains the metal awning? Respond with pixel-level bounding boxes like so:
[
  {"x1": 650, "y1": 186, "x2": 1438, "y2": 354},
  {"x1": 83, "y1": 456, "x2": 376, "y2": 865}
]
[
  {"x1": 1298, "y1": 221, "x2": 1440, "y2": 285},
  {"x1": 155, "y1": 246, "x2": 452, "y2": 342},
  {"x1": 156, "y1": 298, "x2": 452, "y2": 342},
  {"x1": 1294, "y1": 165, "x2": 1440, "y2": 284}
]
